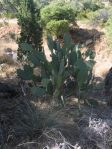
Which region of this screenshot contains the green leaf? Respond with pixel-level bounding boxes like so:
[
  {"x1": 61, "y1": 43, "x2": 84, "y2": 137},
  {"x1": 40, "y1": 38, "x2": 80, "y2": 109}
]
[
  {"x1": 54, "y1": 40, "x2": 61, "y2": 51},
  {"x1": 51, "y1": 54, "x2": 59, "y2": 74},
  {"x1": 77, "y1": 69, "x2": 88, "y2": 88},
  {"x1": 69, "y1": 51, "x2": 77, "y2": 65},
  {"x1": 28, "y1": 51, "x2": 40, "y2": 66},
  {"x1": 47, "y1": 35, "x2": 54, "y2": 53},
  {"x1": 59, "y1": 59, "x2": 65, "y2": 75},
  {"x1": 17, "y1": 65, "x2": 33, "y2": 80},
  {"x1": 46, "y1": 81, "x2": 53, "y2": 95},
  {"x1": 20, "y1": 43, "x2": 34, "y2": 51},
  {"x1": 76, "y1": 59, "x2": 87, "y2": 70},
  {"x1": 64, "y1": 33, "x2": 72, "y2": 48},
  {"x1": 31, "y1": 87, "x2": 46, "y2": 97},
  {"x1": 56, "y1": 75, "x2": 64, "y2": 90},
  {"x1": 76, "y1": 59, "x2": 88, "y2": 87}
]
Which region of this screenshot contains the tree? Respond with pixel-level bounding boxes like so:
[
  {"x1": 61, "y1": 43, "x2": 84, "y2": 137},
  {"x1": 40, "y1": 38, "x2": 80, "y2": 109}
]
[{"x1": 0, "y1": 0, "x2": 43, "y2": 61}]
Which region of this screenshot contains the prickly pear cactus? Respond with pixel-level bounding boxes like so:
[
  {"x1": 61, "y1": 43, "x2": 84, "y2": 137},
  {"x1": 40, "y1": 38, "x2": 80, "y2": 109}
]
[{"x1": 17, "y1": 33, "x2": 95, "y2": 104}]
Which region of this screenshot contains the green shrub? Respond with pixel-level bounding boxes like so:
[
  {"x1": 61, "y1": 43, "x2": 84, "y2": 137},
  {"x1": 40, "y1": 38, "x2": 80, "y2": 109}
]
[
  {"x1": 41, "y1": 2, "x2": 76, "y2": 37},
  {"x1": 17, "y1": 34, "x2": 95, "y2": 105},
  {"x1": 83, "y1": 1, "x2": 101, "y2": 11},
  {"x1": 76, "y1": 0, "x2": 104, "y2": 20},
  {"x1": 41, "y1": 3, "x2": 75, "y2": 24},
  {"x1": 46, "y1": 20, "x2": 69, "y2": 38}
]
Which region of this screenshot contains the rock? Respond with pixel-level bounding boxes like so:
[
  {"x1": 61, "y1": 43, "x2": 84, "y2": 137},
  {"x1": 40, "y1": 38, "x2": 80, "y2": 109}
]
[{"x1": 85, "y1": 39, "x2": 93, "y2": 46}]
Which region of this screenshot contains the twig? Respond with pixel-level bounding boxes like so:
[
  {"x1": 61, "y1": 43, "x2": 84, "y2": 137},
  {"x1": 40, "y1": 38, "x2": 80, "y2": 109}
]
[{"x1": 16, "y1": 141, "x2": 38, "y2": 147}]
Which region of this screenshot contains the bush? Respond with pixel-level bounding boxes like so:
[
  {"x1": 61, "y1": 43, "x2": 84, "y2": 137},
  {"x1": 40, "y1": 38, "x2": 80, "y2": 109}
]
[
  {"x1": 40, "y1": 2, "x2": 76, "y2": 37},
  {"x1": 46, "y1": 20, "x2": 69, "y2": 38},
  {"x1": 83, "y1": 0, "x2": 101, "y2": 11},
  {"x1": 17, "y1": 33, "x2": 95, "y2": 105},
  {"x1": 76, "y1": 0, "x2": 104, "y2": 21}
]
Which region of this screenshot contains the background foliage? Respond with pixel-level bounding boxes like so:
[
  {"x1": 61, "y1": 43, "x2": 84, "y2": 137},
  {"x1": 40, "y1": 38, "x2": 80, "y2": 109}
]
[{"x1": 40, "y1": 1, "x2": 76, "y2": 37}]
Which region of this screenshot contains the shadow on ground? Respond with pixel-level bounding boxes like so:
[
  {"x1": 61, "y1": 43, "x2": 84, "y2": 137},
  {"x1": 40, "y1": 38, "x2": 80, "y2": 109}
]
[{"x1": 70, "y1": 28, "x2": 104, "y2": 50}]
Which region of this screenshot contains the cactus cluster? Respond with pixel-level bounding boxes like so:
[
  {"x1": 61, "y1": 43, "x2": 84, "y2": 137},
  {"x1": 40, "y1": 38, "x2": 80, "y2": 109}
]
[{"x1": 17, "y1": 33, "x2": 95, "y2": 104}]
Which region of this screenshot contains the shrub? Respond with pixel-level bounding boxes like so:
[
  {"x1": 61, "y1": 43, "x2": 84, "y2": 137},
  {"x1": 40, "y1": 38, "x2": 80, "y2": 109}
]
[
  {"x1": 40, "y1": 2, "x2": 76, "y2": 37},
  {"x1": 76, "y1": 0, "x2": 104, "y2": 20},
  {"x1": 17, "y1": 34, "x2": 95, "y2": 105},
  {"x1": 83, "y1": 1, "x2": 101, "y2": 11},
  {"x1": 46, "y1": 20, "x2": 69, "y2": 38},
  {"x1": 41, "y1": 3, "x2": 75, "y2": 24}
]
